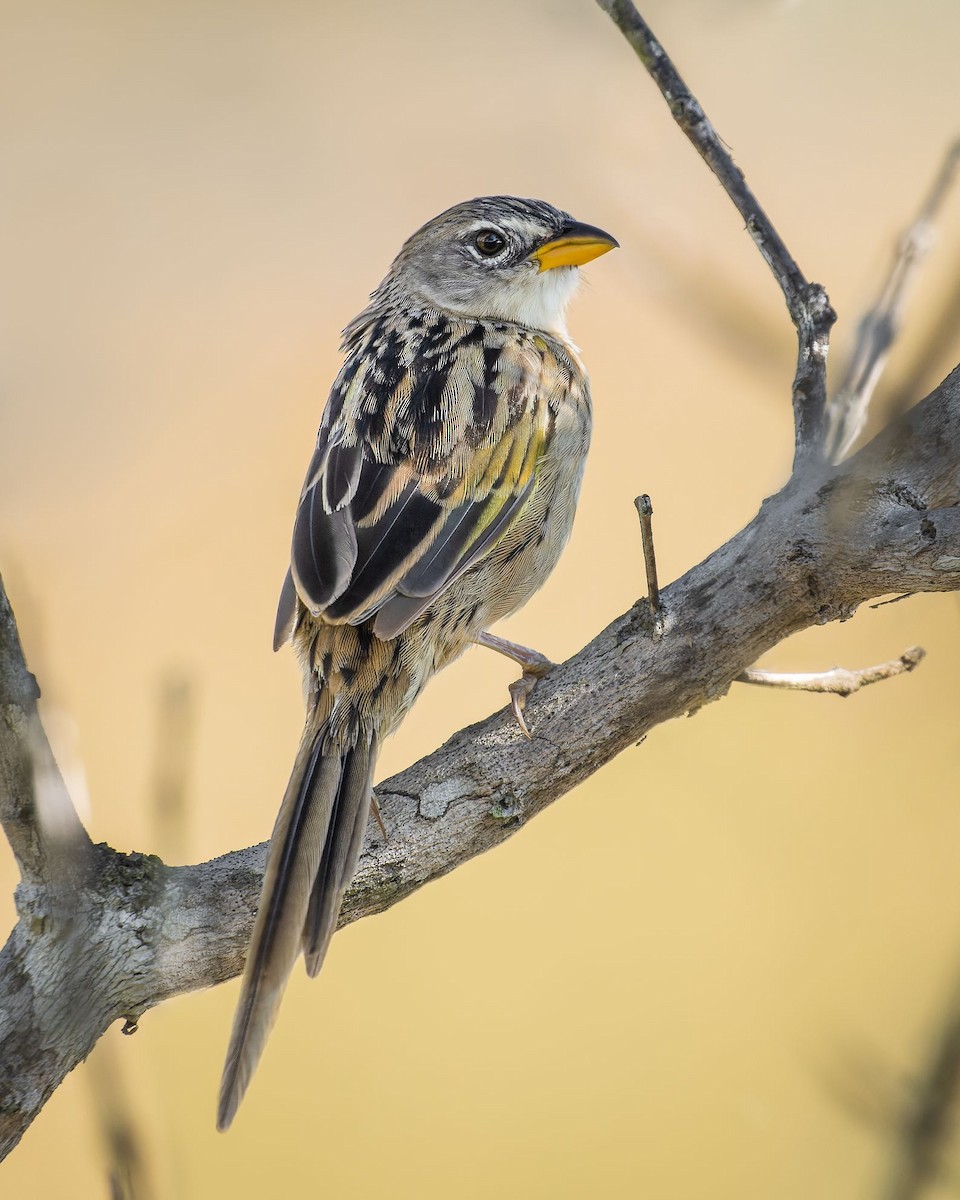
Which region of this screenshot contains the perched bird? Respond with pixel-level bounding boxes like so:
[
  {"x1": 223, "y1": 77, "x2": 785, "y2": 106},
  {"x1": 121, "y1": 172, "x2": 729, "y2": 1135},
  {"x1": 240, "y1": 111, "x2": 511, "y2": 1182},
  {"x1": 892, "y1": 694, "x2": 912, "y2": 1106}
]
[{"x1": 217, "y1": 196, "x2": 617, "y2": 1129}]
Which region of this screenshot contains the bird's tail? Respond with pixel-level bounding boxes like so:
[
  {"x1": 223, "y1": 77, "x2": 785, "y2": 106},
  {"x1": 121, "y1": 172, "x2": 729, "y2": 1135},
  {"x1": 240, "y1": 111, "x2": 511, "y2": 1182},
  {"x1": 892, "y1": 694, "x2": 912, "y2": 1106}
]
[{"x1": 217, "y1": 714, "x2": 378, "y2": 1131}]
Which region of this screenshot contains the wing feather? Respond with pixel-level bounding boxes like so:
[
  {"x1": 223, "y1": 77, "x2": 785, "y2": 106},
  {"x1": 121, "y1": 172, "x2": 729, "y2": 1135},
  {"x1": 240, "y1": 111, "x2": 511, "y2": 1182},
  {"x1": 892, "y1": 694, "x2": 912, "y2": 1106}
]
[
  {"x1": 324, "y1": 484, "x2": 444, "y2": 623},
  {"x1": 371, "y1": 472, "x2": 538, "y2": 639},
  {"x1": 275, "y1": 317, "x2": 548, "y2": 644}
]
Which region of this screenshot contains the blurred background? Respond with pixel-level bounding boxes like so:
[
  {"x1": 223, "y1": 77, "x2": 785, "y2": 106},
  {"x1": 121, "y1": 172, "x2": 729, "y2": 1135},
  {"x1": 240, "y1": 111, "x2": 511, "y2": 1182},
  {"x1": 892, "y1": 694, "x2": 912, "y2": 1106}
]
[{"x1": 2, "y1": 0, "x2": 960, "y2": 1196}]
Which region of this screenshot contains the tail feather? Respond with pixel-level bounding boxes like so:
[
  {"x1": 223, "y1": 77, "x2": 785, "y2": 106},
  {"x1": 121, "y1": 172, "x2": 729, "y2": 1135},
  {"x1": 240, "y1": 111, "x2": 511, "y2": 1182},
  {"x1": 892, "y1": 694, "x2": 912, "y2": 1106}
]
[
  {"x1": 217, "y1": 719, "x2": 376, "y2": 1131},
  {"x1": 303, "y1": 735, "x2": 378, "y2": 976}
]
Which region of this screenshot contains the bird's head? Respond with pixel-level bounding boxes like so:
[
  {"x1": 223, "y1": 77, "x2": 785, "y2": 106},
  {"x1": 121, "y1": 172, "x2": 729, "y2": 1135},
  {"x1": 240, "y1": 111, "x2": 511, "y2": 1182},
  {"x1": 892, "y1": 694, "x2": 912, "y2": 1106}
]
[{"x1": 379, "y1": 196, "x2": 618, "y2": 337}]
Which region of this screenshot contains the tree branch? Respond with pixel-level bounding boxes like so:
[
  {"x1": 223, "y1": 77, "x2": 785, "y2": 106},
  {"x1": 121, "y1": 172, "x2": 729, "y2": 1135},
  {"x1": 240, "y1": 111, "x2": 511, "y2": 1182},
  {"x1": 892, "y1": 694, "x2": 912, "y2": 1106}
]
[
  {"x1": 826, "y1": 139, "x2": 960, "y2": 463},
  {"x1": 594, "y1": 0, "x2": 836, "y2": 467},
  {"x1": 2, "y1": 362, "x2": 959, "y2": 1156},
  {"x1": 2, "y1": 1, "x2": 959, "y2": 1165},
  {"x1": 737, "y1": 646, "x2": 925, "y2": 697},
  {"x1": 634, "y1": 494, "x2": 663, "y2": 632},
  {"x1": 882, "y1": 971, "x2": 960, "y2": 1200},
  {"x1": 0, "y1": 585, "x2": 90, "y2": 885}
]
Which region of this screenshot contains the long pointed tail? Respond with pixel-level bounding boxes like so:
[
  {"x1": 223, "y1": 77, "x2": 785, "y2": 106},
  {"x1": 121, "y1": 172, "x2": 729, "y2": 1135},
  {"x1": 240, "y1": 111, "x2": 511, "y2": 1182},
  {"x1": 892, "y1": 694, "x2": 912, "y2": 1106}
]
[{"x1": 217, "y1": 717, "x2": 377, "y2": 1131}]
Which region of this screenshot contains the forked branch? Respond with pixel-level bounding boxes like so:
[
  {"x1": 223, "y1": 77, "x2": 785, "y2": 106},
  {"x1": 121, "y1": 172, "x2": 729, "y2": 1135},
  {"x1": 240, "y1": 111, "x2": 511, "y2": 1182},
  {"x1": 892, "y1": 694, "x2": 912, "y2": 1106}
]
[{"x1": 595, "y1": 0, "x2": 836, "y2": 467}]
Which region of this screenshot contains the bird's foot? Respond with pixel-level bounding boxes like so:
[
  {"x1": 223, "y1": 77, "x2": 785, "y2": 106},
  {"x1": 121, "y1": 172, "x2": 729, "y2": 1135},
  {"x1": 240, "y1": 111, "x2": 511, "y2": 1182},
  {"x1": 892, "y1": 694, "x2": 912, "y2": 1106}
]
[
  {"x1": 476, "y1": 631, "x2": 553, "y2": 738},
  {"x1": 508, "y1": 668, "x2": 550, "y2": 738}
]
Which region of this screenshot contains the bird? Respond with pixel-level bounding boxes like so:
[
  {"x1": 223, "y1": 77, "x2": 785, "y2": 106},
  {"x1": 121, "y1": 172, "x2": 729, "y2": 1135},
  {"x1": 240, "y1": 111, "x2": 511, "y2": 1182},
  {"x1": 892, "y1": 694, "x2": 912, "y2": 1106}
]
[{"x1": 217, "y1": 195, "x2": 617, "y2": 1129}]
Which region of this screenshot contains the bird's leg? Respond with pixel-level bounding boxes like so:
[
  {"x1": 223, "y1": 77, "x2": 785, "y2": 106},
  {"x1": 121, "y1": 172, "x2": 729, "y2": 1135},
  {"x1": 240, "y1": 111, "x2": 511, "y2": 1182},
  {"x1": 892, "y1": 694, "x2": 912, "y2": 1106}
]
[{"x1": 475, "y1": 631, "x2": 554, "y2": 739}]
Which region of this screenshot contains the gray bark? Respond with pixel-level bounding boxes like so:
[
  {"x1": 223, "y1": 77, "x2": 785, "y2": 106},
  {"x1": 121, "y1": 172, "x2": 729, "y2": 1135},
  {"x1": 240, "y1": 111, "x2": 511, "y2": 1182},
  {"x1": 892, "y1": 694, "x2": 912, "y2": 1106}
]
[{"x1": 2, "y1": 367, "x2": 959, "y2": 1157}]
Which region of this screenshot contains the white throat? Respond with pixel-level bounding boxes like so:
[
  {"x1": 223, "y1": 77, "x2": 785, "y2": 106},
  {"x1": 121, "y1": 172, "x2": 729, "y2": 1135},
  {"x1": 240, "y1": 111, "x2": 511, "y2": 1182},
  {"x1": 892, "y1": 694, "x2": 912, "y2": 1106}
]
[
  {"x1": 493, "y1": 264, "x2": 580, "y2": 338},
  {"x1": 416, "y1": 263, "x2": 581, "y2": 340}
]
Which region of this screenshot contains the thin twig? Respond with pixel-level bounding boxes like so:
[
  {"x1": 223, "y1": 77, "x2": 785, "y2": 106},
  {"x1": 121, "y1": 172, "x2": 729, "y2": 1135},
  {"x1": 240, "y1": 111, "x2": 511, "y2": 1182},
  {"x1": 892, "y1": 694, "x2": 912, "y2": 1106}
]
[
  {"x1": 634, "y1": 494, "x2": 663, "y2": 633},
  {"x1": 736, "y1": 646, "x2": 924, "y2": 697},
  {"x1": 870, "y1": 593, "x2": 917, "y2": 611},
  {"x1": 595, "y1": 0, "x2": 836, "y2": 468},
  {"x1": 826, "y1": 139, "x2": 960, "y2": 462}
]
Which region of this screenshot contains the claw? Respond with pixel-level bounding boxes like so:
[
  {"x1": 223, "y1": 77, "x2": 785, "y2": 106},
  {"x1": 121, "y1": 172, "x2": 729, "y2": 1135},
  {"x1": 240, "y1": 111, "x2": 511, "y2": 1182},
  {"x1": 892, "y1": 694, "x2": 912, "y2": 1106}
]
[
  {"x1": 509, "y1": 677, "x2": 535, "y2": 739},
  {"x1": 507, "y1": 662, "x2": 553, "y2": 738},
  {"x1": 475, "y1": 630, "x2": 554, "y2": 739},
  {"x1": 370, "y1": 792, "x2": 387, "y2": 841}
]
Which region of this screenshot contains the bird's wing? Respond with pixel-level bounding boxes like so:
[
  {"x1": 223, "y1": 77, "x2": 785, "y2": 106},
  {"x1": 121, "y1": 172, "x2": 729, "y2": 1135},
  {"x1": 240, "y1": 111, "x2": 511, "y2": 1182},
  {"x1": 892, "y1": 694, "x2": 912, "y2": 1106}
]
[{"x1": 276, "y1": 321, "x2": 549, "y2": 647}]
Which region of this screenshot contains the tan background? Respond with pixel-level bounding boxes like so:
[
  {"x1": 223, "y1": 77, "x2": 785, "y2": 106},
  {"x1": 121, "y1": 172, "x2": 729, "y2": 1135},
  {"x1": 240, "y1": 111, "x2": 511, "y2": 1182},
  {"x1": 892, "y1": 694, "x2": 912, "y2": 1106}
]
[{"x1": 3, "y1": 1, "x2": 960, "y2": 1196}]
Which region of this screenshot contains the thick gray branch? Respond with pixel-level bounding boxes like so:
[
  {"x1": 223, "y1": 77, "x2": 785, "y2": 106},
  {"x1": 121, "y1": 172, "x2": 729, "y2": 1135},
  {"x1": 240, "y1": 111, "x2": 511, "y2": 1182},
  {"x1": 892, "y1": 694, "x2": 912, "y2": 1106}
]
[{"x1": 2, "y1": 366, "x2": 959, "y2": 1159}]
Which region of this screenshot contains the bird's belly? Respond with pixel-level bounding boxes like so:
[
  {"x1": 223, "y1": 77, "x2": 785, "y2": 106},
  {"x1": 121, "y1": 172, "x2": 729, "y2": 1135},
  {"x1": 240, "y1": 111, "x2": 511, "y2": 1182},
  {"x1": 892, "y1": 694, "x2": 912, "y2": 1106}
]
[
  {"x1": 482, "y1": 400, "x2": 590, "y2": 626},
  {"x1": 399, "y1": 436, "x2": 587, "y2": 691}
]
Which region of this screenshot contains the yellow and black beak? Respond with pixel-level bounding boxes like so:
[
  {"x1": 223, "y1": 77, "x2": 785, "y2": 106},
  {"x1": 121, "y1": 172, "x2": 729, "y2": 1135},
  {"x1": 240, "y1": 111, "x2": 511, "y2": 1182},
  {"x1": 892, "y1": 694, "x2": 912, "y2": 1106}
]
[{"x1": 531, "y1": 220, "x2": 619, "y2": 271}]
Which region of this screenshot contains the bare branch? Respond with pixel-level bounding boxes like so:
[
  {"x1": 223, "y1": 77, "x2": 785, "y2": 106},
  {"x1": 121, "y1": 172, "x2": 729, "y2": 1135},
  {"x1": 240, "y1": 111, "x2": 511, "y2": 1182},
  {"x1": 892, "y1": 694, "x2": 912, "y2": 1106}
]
[
  {"x1": 150, "y1": 672, "x2": 195, "y2": 863},
  {"x1": 881, "y1": 973, "x2": 960, "y2": 1200},
  {"x1": 1, "y1": 360, "x2": 958, "y2": 1157},
  {"x1": 737, "y1": 646, "x2": 925, "y2": 697},
  {"x1": 0, "y1": 583, "x2": 45, "y2": 879},
  {"x1": 882, "y1": 247, "x2": 960, "y2": 419},
  {"x1": 594, "y1": 0, "x2": 836, "y2": 467},
  {"x1": 826, "y1": 140, "x2": 960, "y2": 463},
  {"x1": 86, "y1": 1040, "x2": 156, "y2": 1200},
  {"x1": 0, "y1": 582, "x2": 90, "y2": 883},
  {"x1": 633, "y1": 494, "x2": 662, "y2": 632}
]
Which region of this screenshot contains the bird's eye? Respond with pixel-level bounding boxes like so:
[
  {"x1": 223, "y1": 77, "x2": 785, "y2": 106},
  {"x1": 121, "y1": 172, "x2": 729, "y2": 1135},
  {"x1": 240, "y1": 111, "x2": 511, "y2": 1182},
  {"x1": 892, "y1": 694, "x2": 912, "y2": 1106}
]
[{"x1": 473, "y1": 229, "x2": 507, "y2": 257}]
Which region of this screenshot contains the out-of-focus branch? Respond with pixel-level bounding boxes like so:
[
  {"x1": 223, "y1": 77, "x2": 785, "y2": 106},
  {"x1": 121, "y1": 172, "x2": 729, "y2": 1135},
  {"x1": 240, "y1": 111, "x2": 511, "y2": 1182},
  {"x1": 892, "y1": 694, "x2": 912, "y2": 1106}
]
[
  {"x1": 737, "y1": 646, "x2": 925, "y2": 697},
  {"x1": 86, "y1": 1042, "x2": 156, "y2": 1200},
  {"x1": 81, "y1": 675, "x2": 195, "y2": 1200},
  {"x1": 830, "y1": 971, "x2": 960, "y2": 1200},
  {"x1": 151, "y1": 673, "x2": 195, "y2": 864},
  {"x1": 594, "y1": 0, "x2": 836, "y2": 468},
  {"x1": 883, "y1": 986, "x2": 960, "y2": 1200},
  {"x1": 882, "y1": 245, "x2": 960, "y2": 420},
  {"x1": 0, "y1": 583, "x2": 90, "y2": 883},
  {"x1": 826, "y1": 140, "x2": 960, "y2": 462}
]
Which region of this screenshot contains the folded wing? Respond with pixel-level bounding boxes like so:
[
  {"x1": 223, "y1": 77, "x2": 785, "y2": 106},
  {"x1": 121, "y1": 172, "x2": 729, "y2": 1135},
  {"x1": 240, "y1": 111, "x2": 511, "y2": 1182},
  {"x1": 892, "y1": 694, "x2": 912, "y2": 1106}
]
[{"x1": 276, "y1": 327, "x2": 547, "y2": 646}]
